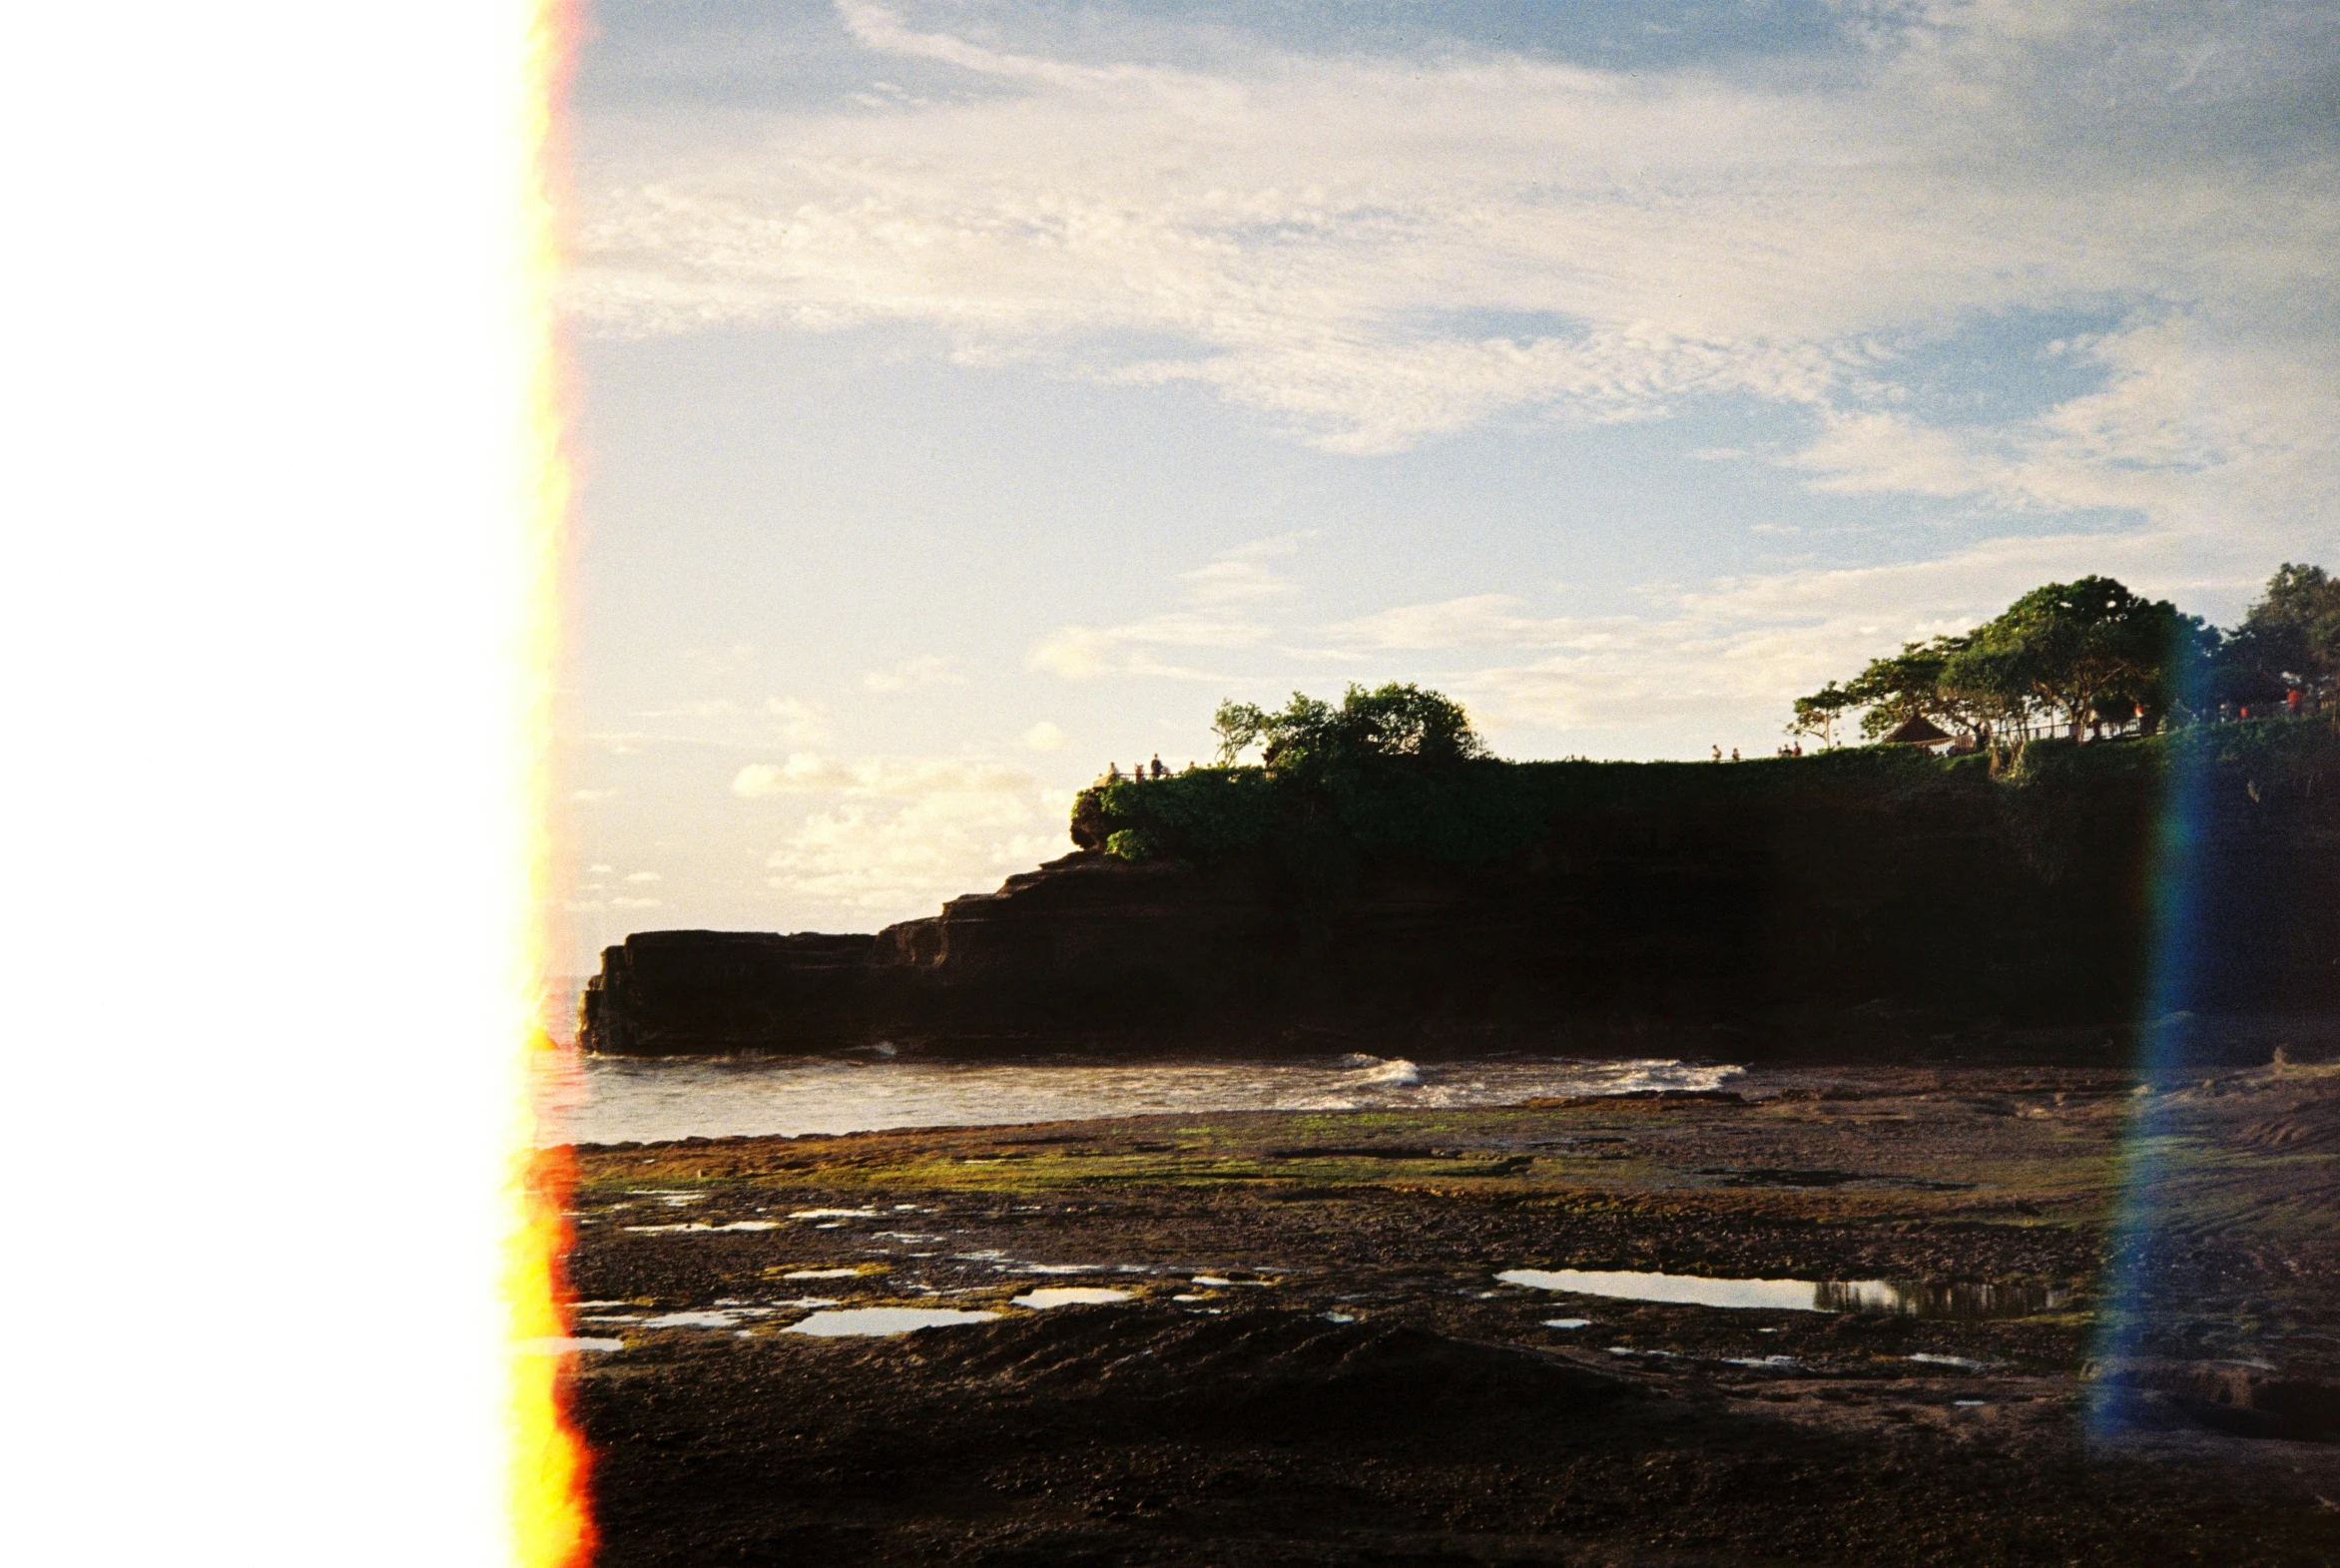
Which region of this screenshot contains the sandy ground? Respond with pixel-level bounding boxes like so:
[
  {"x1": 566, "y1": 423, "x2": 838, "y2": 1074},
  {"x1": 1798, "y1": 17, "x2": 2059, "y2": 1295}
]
[{"x1": 559, "y1": 1060, "x2": 2340, "y2": 1565}]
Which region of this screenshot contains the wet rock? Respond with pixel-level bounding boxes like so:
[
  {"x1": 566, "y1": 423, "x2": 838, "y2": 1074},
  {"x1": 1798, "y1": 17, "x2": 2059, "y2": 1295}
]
[{"x1": 2084, "y1": 1356, "x2": 2340, "y2": 1442}]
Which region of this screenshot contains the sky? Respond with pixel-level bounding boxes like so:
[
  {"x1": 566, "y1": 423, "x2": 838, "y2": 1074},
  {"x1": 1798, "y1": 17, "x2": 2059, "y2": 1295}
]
[{"x1": 554, "y1": 0, "x2": 2339, "y2": 966}]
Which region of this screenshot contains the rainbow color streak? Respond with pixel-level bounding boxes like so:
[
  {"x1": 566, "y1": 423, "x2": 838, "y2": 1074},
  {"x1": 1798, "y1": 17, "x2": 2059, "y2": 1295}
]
[
  {"x1": 506, "y1": 0, "x2": 593, "y2": 1562},
  {"x1": 2085, "y1": 729, "x2": 2214, "y2": 1440}
]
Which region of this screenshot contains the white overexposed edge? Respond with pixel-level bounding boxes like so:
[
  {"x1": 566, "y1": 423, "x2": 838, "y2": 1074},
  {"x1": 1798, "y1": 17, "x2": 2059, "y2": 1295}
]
[{"x1": 6, "y1": 3, "x2": 556, "y2": 1563}]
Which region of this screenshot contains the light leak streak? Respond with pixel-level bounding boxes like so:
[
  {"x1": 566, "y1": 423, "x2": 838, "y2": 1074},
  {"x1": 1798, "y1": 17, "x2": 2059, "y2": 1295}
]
[
  {"x1": 506, "y1": 1, "x2": 594, "y2": 1563},
  {"x1": 2086, "y1": 729, "x2": 2213, "y2": 1441}
]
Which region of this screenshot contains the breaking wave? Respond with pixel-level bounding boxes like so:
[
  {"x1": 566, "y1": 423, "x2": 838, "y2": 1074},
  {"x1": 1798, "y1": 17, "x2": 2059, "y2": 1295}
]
[{"x1": 541, "y1": 1052, "x2": 1745, "y2": 1145}]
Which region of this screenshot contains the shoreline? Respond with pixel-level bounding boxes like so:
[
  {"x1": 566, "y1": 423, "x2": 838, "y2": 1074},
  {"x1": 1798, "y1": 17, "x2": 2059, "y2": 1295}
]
[{"x1": 561, "y1": 1060, "x2": 2340, "y2": 1565}]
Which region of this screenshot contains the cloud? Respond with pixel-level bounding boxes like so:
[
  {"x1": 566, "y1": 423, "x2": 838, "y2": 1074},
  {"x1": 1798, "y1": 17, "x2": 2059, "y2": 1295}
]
[
  {"x1": 622, "y1": 871, "x2": 662, "y2": 883},
  {"x1": 766, "y1": 697, "x2": 830, "y2": 744},
  {"x1": 1021, "y1": 721, "x2": 1066, "y2": 752},
  {"x1": 567, "y1": 0, "x2": 2339, "y2": 525},
  {"x1": 733, "y1": 753, "x2": 1035, "y2": 797},
  {"x1": 765, "y1": 784, "x2": 1069, "y2": 917},
  {"x1": 1027, "y1": 535, "x2": 1308, "y2": 679},
  {"x1": 862, "y1": 654, "x2": 966, "y2": 693},
  {"x1": 1331, "y1": 528, "x2": 2228, "y2": 738},
  {"x1": 609, "y1": 895, "x2": 666, "y2": 910},
  {"x1": 1321, "y1": 595, "x2": 1583, "y2": 651},
  {"x1": 1179, "y1": 532, "x2": 1312, "y2": 606}
]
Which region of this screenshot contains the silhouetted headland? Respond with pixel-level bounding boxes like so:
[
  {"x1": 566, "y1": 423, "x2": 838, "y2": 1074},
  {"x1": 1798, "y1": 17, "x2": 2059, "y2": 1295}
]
[{"x1": 581, "y1": 720, "x2": 2339, "y2": 1060}]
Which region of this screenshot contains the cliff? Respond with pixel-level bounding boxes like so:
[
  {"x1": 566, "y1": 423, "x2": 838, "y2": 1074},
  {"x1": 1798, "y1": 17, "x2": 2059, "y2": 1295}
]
[{"x1": 580, "y1": 722, "x2": 2340, "y2": 1058}]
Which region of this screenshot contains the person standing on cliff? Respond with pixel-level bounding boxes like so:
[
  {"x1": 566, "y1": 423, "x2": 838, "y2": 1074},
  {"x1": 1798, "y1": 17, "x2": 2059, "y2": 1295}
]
[{"x1": 1149, "y1": 754, "x2": 1166, "y2": 778}]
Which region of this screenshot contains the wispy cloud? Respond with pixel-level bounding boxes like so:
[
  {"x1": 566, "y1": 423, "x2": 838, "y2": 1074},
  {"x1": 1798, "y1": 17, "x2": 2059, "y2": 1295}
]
[
  {"x1": 1027, "y1": 535, "x2": 1309, "y2": 679},
  {"x1": 766, "y1": 788, "x2": 1068, "y2": 916},
  {"x1": 732, "y1": 754, "x2": 1035, "y2": 797},
  {"x1": 862, "y1": 654, "x2": 966, "y2": 693},
  {"x1": 1320, "y1": 529, "x2": 2229, "y2": 736},
  {"x1": 568, "y1": 0, "x2": 2338, "y2": 535}
]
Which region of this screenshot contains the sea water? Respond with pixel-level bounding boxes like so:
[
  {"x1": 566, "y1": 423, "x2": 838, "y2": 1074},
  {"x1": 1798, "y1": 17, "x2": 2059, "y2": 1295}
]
[{"x1": 533, "y1": 1051, "x2": 1743, "y2": 1146}]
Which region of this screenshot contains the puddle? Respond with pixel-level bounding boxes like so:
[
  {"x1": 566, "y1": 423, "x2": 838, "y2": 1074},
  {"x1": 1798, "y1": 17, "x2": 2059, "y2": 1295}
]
[
  {"x1": 517, "y1": 1336, "x2": 626, "y2": 1354},
  {"x1": 1723, "y1": 1355, "x2": 1804, "y2": 1370},
  {"x1": 1542, "y1": 1318, "x2": 1591, "y2": 1329},
  {"x1": 1820, "y1": 1281, "x2": 2068, "y2": 1319},
  {"x1": 640, "y1": 1309, "x2": 764, "y2": 1328},
  {"x1": 622, "y1": 1221, "x2": 784, "y2": 1235},
  {"x1": 782, "y1": 1269, "x2": 865, "y2": 1280},
  {"x1": 784, "y1": 1307, "x2": 1001, "y2": 1337},
  {"x1": 789, "y1": 1209, "x2": 881, "y2": 1220},
  {"x1": 1908, "y1": 1352, "x2": 1992, "y2": 1371},
  {"x1": 1011, "y1": 1288, "x2": 1133, "y2": 1309},
  {"x1": 1498, "y1": 1269, "x2": 2065, "y2": 1319}
]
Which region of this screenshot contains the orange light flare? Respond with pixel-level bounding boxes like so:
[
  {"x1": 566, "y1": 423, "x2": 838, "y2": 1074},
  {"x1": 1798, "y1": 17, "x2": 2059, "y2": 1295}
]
[
  {"x1": 508, "y1": 0, "x2": 591, "y2": 1564},
  {"x1": 509, "y1": 1100, "x2": 594, "y2": 1568}
]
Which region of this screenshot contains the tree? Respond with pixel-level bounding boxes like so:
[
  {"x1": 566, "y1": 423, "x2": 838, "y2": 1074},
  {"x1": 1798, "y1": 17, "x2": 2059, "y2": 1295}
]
[
  {"x1": 2214, "y1": 562, "x2": 2339, "y2": 704},
  {"x1": 1943, "y1": 577, "x2": 2209, "y2": 738},
  {"x1": 1790, "y1": 574, "x2": 2216, "y2": 746},
  {"x1": 1212, "y1": 683, "x2": 1486, "y2": 782},
  {"x1": 1791, "y1": 634, "x2": 2012, "y2": 748},
  {"x1": 1787, "y1": 682, "x2": 1858, "y2": 749}
]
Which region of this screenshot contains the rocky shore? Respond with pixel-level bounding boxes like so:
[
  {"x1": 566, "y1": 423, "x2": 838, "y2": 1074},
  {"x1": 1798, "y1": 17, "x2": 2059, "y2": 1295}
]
[{"x1": 558, "y1": 1056, "x2": 2340, "y2": 1565}]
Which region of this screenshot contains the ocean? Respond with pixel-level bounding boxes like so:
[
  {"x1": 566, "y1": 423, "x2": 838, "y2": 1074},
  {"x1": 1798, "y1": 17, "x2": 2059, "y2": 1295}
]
[{"x1": 532, "y1": 1048, "x2": 1744, "y2": 1146}]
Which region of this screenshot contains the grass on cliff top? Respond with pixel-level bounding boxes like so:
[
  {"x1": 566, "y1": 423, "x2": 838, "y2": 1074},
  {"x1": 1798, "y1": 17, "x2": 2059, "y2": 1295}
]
[{"x1": 1085, "y1": 714, "x2": 2340, "y2": 869}]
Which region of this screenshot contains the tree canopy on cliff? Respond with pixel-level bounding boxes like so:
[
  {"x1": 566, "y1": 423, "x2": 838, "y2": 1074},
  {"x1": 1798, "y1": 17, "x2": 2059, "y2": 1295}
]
[
  {"x1": 1211, "y1": 683, "x2": 1487, "y2": 781},
  {"x1": 2213, "y1": 562, "x2": 2340, "y2": 704},
  {"x1": 1790, "y1": 572, "x2": 2258, "y2": 747}
]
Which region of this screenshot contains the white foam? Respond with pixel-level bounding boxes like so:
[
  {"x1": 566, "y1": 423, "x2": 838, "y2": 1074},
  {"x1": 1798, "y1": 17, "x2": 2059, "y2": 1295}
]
[
  {"x1": 789, "y1": 1208, "x2": 880, "y2": 1220},
  {"x1": 621, "y1": 1221, "x2": 783, "y2": 1235},
  {"x1": 544, "y1": 1055, "x2": 1747, "y2": 1145},
  {"x1": 1541, "y1": 1318, "x2": 1591, "y2": 1329},
  {"x1": 1011, "y1": 1288, "x2": 1132, "y2": 1308},
  {"x1": 1908, "y1": 1352, "x2": 1991, "y2": 1371},
  {"x1": 784, "y1": 1307, "x2": 1001, "y2": 1337}
]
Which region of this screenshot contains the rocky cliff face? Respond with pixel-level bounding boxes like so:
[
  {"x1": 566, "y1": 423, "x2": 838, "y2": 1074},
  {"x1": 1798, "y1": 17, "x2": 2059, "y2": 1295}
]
[{"x1": 581, "y1": 733, "x2": 2340, "y2": 1058}]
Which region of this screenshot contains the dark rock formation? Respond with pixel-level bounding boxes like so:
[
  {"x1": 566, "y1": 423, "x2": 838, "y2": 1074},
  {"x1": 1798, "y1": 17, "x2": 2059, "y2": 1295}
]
[{"x1": 581, "y1": 733, "x2": 2340, "y2": 1058}]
